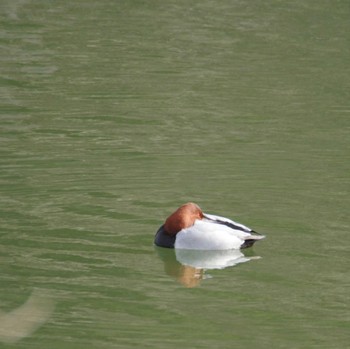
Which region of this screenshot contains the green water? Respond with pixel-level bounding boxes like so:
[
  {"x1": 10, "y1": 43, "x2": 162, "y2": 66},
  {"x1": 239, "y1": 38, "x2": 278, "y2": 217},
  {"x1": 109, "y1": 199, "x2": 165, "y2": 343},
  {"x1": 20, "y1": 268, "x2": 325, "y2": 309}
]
[{"x1": 1, "y1": 0, "x2": 349, "y2": 348}]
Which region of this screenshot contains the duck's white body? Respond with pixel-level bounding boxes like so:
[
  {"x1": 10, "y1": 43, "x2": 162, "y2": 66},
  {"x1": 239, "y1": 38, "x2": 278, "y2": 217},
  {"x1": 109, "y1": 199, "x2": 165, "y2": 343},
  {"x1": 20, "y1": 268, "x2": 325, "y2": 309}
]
[{"x1": 175, "y1": 214, "x2": 260, "y2": 250}]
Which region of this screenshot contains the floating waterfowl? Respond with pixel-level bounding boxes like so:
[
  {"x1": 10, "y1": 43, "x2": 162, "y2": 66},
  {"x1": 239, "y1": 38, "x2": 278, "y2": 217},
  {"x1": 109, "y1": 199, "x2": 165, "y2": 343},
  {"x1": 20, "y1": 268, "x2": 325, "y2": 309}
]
[{"x1": 154, "y1": 202, "x2": 265, "y2": 250}]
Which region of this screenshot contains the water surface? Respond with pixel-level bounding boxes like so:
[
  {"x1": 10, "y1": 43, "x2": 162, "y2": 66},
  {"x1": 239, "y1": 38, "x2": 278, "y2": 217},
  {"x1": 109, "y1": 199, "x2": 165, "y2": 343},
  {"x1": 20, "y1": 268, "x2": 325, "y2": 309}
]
[{"x1": 1, "y1": 0, "x2": 349, "y2": 348}]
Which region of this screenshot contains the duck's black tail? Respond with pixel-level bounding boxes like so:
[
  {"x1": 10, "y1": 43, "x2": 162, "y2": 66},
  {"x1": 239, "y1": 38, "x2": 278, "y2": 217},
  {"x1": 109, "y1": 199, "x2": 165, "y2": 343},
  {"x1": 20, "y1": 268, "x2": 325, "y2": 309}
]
[{"x1": 241, "y1": 232, "x2": 265, "y2": 249}]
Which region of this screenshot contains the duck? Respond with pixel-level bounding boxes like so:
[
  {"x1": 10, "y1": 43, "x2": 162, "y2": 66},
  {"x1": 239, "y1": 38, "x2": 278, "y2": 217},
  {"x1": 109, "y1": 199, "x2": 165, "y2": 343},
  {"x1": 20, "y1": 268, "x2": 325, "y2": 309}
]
[{"x1": 154, "y1": 202, "x2": 265, "y2": 250}]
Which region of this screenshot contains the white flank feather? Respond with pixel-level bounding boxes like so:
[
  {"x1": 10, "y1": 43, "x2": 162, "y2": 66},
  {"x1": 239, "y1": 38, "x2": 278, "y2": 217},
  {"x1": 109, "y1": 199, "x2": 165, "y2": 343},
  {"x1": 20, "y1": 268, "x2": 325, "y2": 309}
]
[{"x1": 175, "y1": 220, "x2": 251, "y2": 250}]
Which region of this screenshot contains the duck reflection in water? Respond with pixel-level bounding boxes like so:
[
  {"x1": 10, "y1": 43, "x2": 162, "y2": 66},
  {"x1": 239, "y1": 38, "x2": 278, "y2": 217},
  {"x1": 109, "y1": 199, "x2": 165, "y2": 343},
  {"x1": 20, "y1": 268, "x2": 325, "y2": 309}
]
[{"x1": 155, "y1": 247, "x2": 260, "y2": 287}]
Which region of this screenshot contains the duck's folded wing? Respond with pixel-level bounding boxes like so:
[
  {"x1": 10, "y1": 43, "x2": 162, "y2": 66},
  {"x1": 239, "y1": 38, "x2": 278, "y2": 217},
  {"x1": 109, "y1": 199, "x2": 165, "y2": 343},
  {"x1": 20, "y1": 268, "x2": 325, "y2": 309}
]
[{"x1": 203, "y1": 213, "x2": 253, "y2": 233}]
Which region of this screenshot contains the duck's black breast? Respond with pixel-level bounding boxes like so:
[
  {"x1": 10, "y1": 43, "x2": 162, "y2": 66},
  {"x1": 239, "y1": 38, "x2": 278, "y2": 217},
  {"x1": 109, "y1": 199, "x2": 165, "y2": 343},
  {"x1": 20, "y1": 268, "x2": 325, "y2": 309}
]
[{"x1": 154, "y1": 225, "x2": 175, "y2": 248}]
